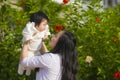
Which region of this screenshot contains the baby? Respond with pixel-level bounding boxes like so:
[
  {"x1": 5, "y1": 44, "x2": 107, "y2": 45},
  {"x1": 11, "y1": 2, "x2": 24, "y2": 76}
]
[{"x1": 18, "y1": 11, "x2": 50, "y2": 76}]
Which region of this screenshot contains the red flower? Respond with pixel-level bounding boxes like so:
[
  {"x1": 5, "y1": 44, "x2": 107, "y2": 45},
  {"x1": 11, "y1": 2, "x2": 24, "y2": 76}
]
[
  {"x1": 54, "y1": 26, "x2": 61, "y2": 32},
  {"x1": 114, "y1": 72, "x2": 120, "y2": 78},
  {"x1": 96, "y1": 18, "x2": 100, "y2": 22},
  {"x1": 113, "y1": 37, "x2": 118, "y2": 43},
  {"x1": 63, "y1": 0, "x2": 69, "y2": 4},
  {"x1": 20, "y1": 0, "x2": 26, "y2": 6},
  {"x1": 54, "y1": 25, "x2": 66, "y2": 32}
]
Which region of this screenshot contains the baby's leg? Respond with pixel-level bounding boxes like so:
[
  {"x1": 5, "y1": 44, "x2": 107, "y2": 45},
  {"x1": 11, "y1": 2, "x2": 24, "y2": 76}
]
[
  {"x1": 25, "y1": 51, "x2": 34, "y2": 76},
  {"x1": 25, "y1": 68, "x2": 31, "y2": 76},
  {"x1": 18, "y1": 63, "x2": 25, "y2": 75},
  {"x1": 25, "y1": 50, "x2": 41, "y2": 76}
]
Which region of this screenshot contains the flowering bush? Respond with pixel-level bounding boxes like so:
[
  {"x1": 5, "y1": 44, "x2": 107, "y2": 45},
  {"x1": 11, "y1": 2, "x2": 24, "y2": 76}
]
[
  {"x1": 64, "y1": 1, "x2": 120, "y2": 80},
  {"x1": 1, "y1": 0, "x2": 120, "y2": 80}
]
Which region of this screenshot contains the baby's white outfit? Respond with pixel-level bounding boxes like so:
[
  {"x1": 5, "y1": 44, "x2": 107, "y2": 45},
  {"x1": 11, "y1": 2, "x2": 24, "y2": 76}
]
[{"x1": 18, "y1": 22, "x2": 50, "y2": 76}]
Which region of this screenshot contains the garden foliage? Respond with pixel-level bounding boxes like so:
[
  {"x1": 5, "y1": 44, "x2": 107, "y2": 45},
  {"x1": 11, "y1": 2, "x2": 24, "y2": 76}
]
[{"x1": 0, "y1": 0, "x2": 120, "y2": 80}]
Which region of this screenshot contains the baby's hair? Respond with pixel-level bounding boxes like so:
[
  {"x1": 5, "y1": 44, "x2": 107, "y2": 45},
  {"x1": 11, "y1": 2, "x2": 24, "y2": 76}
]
[{"x1": 30, "y1": 11, "x2": 49, "y2": 26}]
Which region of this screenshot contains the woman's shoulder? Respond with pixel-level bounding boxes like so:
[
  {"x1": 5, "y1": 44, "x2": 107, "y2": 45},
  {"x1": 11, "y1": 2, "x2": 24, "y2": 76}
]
[
  {"x1": 41, "y1": 53, "x2": 61, "y2": 67},
  {"x1": 42, "y1": 52, "x2": 55, "y2": 56},
  {"x1": 42, "y1": 53, "x2": 60, "y2": 59},
  {"x1": 37, "y1": 53, "x2": 59, "y2": 66}
]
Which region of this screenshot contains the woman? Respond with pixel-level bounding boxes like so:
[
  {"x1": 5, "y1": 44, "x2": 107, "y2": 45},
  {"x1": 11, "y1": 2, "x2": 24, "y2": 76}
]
[{"x1": 20, "y1": 30, "x2": 78, "y2": 80}]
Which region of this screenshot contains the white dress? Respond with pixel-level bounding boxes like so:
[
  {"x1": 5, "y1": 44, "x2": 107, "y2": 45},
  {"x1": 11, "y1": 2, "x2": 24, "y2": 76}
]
[
  {"x1": 21, "y1": 53, "x2": 62, "y2": 80},
  {"x1": 18, "y1": 22, "x2": 50, "y2": 76}
]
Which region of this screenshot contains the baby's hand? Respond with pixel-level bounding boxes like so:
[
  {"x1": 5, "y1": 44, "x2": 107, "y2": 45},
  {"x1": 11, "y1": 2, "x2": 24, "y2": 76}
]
[{"x1": 42, "y1": 35, "x2": 48, "y2": 41}]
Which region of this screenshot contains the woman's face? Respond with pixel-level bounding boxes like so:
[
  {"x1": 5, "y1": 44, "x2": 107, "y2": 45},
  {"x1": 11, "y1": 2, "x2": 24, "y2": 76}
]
[
  {"x1": 49, "y1": 31, "x2": 63, "y2": 49},
  {"x1": 36, "y1": 19, "x2": 48, "y2": 32}
]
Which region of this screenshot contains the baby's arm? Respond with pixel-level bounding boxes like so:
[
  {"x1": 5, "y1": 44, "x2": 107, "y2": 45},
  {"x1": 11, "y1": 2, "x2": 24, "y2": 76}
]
[
  {"x1": 22, "y1": 26, "x2": 33, "y2": 41},
  {"x1": 45, "y1": 25, "x2": 51, "y2": 36},
  {"x1": 42, "y1": 25, "x2": 51, "y2": 41},
  {"x1": 22, "y1": 22, "x2": 36, "y2": 42},
  {"x1": 24, "y1": 33, "x2": 37, "y2": 44}
]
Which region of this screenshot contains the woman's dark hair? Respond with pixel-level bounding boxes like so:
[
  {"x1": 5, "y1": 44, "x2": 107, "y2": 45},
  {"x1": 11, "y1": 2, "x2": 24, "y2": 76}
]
[
  {"x1": 30, "y1": 11, "x2": 49, "y2": 26},
  {"x1": 51, "y1": 30, "x2": 78, "y2": 80}
]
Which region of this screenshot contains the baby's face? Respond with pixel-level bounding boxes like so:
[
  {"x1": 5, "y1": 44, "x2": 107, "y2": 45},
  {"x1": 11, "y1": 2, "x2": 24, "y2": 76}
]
[{"x1": 36, "y1": 19, "x2": 48, "y2": 32}]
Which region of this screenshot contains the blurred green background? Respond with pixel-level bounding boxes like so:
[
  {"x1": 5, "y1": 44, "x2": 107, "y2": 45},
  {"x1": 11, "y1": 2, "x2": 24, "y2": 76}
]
[{"x1": 0, "y1": 0, "x2": 120, "y2": 80}]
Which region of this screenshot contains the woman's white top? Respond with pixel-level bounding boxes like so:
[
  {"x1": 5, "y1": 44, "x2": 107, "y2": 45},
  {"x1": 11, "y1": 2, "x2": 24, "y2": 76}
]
[
  {"x1": 22, "y1": 22, "x2": 50, "y2": 51},
  {"x1": 21, "y1": 53, "x2": 62, "y2": 80}
]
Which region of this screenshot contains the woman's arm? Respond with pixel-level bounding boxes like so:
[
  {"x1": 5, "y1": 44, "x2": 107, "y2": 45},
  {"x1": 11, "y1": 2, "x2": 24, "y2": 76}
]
[
  {"x1": 20, "y1": 42, "x2": 29, "y2": 60},
  {"x1": 20, "y1": 43, "x2": 52, "y2": 68},
  {"x1": 21, "y1": 42, "x2": 49, "y2": 59},
  {"x1": 40, "y1": 42, "x2": 49, "y2": 55}
]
